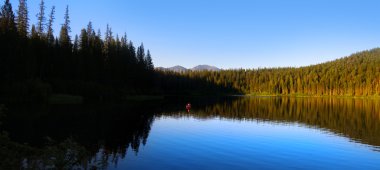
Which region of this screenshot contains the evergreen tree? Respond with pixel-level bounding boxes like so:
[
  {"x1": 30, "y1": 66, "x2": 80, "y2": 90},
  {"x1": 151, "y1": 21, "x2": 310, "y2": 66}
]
[
  {"x1": 73, "y1": 34, "x2": 78, "y2": 53},
  {"x1": 146, "y1": 50, "x2": 154, "y2": 70},
  {"x1": 46, "y1": 6, "x2": 55, "y2": 45},
  {"x1": 103, "y1": 24, "x2": 114, "y2": 61},
  {"x1": 137, "y1": 43, "x2": 145, "y2": 67},
  {"x1": 0, "y1": 0, "x2": 16, "y2": 33},
  {"x1": 79, "y1": 28, "x2": 88, "y2": 50},
  {"x1": 17, "y1": 0, "x2": 28, "y2": 37},
  {"x1": 30, "y1": 25, "x2": 37, "y2": 38},
  {"x1": 86, "y1": 21, "x2": 93, "y2": 41},
  {"x1": 121, "y1": 33, "x2": 127, "y2": 47},
  {"x1": 36, "y1": 0, "x2": 45, "y2": 37},
  {"x1": 128, "y1": 41, "x2": 136, "y2": 64},
  {"x1": 115, "y1": 34, "x2": 120, "y2": 53},
  {"x1": 97, "y1": 29, "x2": 101, "y2": 40},
  {"x1": 0, "y1": 0, "x2": 17, "y2": 82},
  {"x1": 59, "y1": 5, "x2": 71, "y2": 48}
]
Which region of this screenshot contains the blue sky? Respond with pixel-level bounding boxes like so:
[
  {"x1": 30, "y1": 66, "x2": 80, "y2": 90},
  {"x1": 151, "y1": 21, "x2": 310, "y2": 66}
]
[{"x1": 8, "y1": 0, "x2": 380, "y2": 69}]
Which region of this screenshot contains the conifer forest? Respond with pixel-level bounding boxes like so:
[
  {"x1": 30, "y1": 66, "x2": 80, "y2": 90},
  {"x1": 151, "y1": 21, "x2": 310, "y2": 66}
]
[{"x1": 1, "y1": 0, "x2": 380, "y2": 104}]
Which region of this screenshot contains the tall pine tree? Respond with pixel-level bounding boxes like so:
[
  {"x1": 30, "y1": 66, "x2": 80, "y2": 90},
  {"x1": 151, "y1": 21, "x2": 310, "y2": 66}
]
[
  {"x1": 0, "y1": 0, "x2": 16, "y2": 33},
  {"x1": 17, "y1": 0, "x2": 28, "y2": 37},
  {"x1": 46, "y1": 6, "x2": 55, "y2": 45},
  {"x1": 146, "y1": 50, "x2": 154, "y2": 70},
  {"x1": 137, "y1": 43, "x2": 145, "y2": 67},
  {"x1": 59, "y1": 5, "x2": 71, "y2": 49},
  {"x1": 36, "y1": 0, "x2": 45, "y2": 37}
]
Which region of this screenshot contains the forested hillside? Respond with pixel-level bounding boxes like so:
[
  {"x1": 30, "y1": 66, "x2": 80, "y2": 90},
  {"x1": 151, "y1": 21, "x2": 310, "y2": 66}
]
[{"x1": 159, "y1": 48, "x2": 380, "y2": 96}]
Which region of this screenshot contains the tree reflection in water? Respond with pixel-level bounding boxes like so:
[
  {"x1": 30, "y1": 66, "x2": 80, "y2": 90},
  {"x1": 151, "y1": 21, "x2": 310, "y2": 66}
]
[
  {"x1": 161, "y1": 97, "x2": 380, "y2": 147},
  {"x1": 1, "y1": 97, "x2": 380, "y2": 169},
  {"x1": 1, "y1": 102, "x2": 156, "y2": 169}
]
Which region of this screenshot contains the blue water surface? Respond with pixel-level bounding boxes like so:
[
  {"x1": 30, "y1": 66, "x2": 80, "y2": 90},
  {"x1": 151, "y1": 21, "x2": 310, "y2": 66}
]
[{"x1": 108, "y1": 116, "x2": 380, "y2": 170}]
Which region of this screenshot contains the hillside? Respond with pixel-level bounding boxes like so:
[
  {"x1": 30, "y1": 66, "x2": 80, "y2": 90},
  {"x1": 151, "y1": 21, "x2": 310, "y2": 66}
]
[{"x1": 157, "y1": 48, "x2": 380, "y2": 96}]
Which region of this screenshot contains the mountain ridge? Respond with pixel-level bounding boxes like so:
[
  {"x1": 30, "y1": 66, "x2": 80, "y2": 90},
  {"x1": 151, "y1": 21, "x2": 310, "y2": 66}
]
[{"x1": 156, "y1": 65, "x2": 221, "y2": 72}]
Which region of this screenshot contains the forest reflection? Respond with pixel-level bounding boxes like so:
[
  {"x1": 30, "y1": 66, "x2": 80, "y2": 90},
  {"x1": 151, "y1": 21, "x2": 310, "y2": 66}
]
[
  {"x1": 161, "y1": 97, "x2": 380, "y2": 147},
  {"x1": 1, "y1": 103, "x2": 156, "y2": 169},
  {"x1": 2, "y1": 97, "x2": 380, "y2": 169}
]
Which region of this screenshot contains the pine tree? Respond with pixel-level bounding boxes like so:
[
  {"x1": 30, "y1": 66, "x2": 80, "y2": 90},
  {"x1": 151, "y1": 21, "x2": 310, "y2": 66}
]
[
  {"x1": 137, "y1": 43, "x2": 145, "y2": 66},
  {"x1": 146, "y1": 50, "x2": 154, "y2": 70},
  {"x1": 121, "y1": 33, "x2": 127, "y2": 48},
  {"x1": 59, "y1": 5, "x2": 71, "y2": 48},
  {"x1": 79, "y1": 28, "x2": 88, "y2": 50},
  {"x1": 115, "y1": 34, "x2": 120, "y2": 52},
  {"x1": 46, "y1": 6, "x2": 55, "y2": 45},
  {"x1": 103, "y1": 24, "x2": 113, "y2": 58},
  {"x1": 30, "y1": 24, "x2": 38, "y2": 39},
  {"x1": 128, "y1": 41, "x2": 136, "y2": 61},
  {"x1": 97, "y1": 29, "x2": 101, "y2": 39},
  {"x1": 73, "y1": 34, "x2": 78, "y2": 53},
  {"x1": 36, "y1": 0, "x2": 45, "y2": 37},
  {"x1": 86, "y1": 21, "x2": 93, "y2": 42},
  {"x1": 0, "y1": 0, "x2": 16, "y2": 33},
  {"x1": 0, "y1": 0, "x2": 16, "y2": 82},
  {"x1": 17, "y1": 0, "x2": 28, "y2": 37}
]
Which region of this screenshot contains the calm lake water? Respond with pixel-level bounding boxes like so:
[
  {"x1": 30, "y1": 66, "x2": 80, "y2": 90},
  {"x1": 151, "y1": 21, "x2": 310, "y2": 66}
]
[{"x1": 2, "y1": 97, "x2": 380, "y2": 169}]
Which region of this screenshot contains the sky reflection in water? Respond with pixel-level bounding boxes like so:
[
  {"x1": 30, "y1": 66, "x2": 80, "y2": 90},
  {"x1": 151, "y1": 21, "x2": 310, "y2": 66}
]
[{"x1": 111, "y1": 113, "x2": 380, "y2": 170}]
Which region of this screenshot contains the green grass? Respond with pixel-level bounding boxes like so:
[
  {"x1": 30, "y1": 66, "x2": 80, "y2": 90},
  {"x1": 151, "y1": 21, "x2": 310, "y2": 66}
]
[{"x1": 49, "y1": 94, "x2": 84, "y2": 104}]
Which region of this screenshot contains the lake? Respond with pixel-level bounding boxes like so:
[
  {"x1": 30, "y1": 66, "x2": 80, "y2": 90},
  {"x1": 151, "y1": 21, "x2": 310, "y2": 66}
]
[{"x1": 2, "y1": 97, "x2": 380, "y2": 169}]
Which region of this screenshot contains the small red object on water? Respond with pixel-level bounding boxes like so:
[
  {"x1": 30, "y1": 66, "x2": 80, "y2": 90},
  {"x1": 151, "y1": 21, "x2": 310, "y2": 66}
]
[{"x1": 186, "y1": 103, "x2": 191, "y2": 112}]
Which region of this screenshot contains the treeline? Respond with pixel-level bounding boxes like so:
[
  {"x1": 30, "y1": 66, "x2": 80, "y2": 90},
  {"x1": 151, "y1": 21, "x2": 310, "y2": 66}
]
[
  {"x1": 0, "y1": 0, "x2": 154, "y2": 102},
  {"x1": 162, "y1": 48, "x2": 380, "y2": 96},
  {"x1": 155, "y1": 71, "x2": 241, "y2": 95}
]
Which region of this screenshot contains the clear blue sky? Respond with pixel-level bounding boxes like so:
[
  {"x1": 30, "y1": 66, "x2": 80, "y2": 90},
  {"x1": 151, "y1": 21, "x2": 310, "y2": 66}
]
[{"x1": 9, "y1": 0, "x2": 380, "y2": 69}]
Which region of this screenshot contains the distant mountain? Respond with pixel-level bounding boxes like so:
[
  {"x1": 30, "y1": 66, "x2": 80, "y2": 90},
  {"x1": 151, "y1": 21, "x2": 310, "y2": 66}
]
[
  {"x1": 191, "y1": 65, "x2": 220, "y2": 71},
  {"x1": 163, "y1": 65, "x2": 188, "y2": 72},
  {"x1": 155, "y1": 65, "x2": 220, "y2": 72},
  {"x1": 155, "y1": 67, "x2": 166, "y2": 70}
]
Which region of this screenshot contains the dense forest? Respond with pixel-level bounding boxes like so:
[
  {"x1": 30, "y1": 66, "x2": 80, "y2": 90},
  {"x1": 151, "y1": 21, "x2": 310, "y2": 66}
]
[
  {"x1": 1, "y1": 0, "x2": 380, "y2": 104},
  {"x1": 0, "y1": 0, "x2": 155, "y2": 102},
  {"x1": 161, "y1": 48, "x2": 380, "y2": 96}
]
